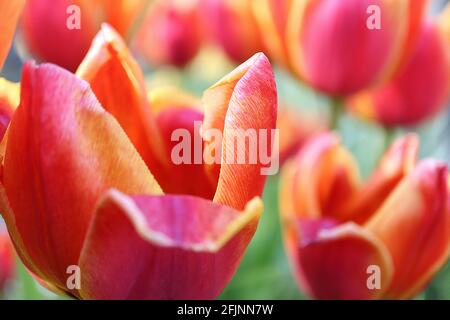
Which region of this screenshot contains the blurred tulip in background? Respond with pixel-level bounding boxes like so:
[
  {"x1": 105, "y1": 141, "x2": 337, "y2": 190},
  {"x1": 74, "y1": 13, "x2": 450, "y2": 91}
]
[
  {"x1": 286, "y1": 0, "x2": 427, "y2": 96},
  {"x1": 349, "y1": 18, "x2": 450, "y2": 126},
  {"x1": 280, "y1": 133, "x2": 450, "y2": 299},
  {"x1": 19, "y1": 0, "x2": 149, "y2": 72},
  {"x1": 201, "y1": 0, "x2": 265, "y2": 63},
  {"x1": 134, "y1": 0, "x2": 203, "y2": 67}
]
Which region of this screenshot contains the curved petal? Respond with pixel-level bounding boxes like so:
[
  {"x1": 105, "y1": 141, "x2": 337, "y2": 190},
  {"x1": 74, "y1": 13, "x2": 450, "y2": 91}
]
[
  {"x1": 279, "y1": 133, "x2": 361, "y2": 221},
  {"x1": 287, "y1": 0, "x2": 413, "y2": 95},
  {"x1": 78, "y1": 190, "x2": 262, "y2": 300},
  {"x1": 1, "y1": 62, "x2": 162, "y2": 290},
  {"x1": 349, "y1": 21, "x2": 450, "y2": 126},
  {"x1": 0, "y1": 78, "x2": 20, "y2": 140},
  {"x1": 284, "y1": 219, "x2": 393, "y2": 300},
  {"x1": 77, "y1": 24, "x2": 168, "y2": 184},
  {"x1": 366, "y1": 160, "x2": 450, "y2": 299},
  {"x1": 202, "y1": 53, "x2": 277, "y2": 210},
  {"x1": 0, "y1": 0, "x2": 24, "y2": 69},
  {"x1": 346, "y1": 134, "x2": 419, "y2": 224}
]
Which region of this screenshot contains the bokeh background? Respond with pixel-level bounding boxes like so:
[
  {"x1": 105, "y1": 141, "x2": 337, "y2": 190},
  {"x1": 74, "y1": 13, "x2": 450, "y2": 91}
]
[{"x1": 0, "y1": 0, "x2": 450, "y2": 299}]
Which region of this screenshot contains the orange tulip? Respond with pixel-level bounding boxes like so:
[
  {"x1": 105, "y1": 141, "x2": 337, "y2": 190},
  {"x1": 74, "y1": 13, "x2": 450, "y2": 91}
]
[
  {"x1": 280, "y1": 133, "x2": 450, "y2": 299},
  {"x1": 19, "y1": 0, "x2": 149, "y2": 72},
  {"x1": 349, "y1": 18, "x2": 450, "y2": 126},
  {"x1": 0, "y1": 25, "x2": 277, "y2": 299},
  {"x1": 286, "y1": 0, "x2": 427, "y2": 96},
  {"x1": 134, "y1": 0, "x2": 203, "y2": 67},
  {"x1": 0, "y1": 0, "x2": 25, "y2": 69},
  {"x1": 0, "y1": 222, "x2": 15, "y2": 294},
  {"x1": 201, "y1": 0, "x2": 265, "y2": 63}
]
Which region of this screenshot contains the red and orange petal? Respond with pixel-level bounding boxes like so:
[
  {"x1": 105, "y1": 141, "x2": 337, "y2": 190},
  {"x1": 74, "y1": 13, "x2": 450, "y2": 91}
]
[
  {"x1": 77, "y1": 24, "x2": 168, "y2": 184},
  {"x1": 20, "y1": 0, "x2": 101, "y2": 72},
  {"x1": 1, "y1": 62, "x2": 162, "y2": 290},
  {"x1": 366, "y1": 160, "x2": 450, "y2": 299},
  {"x1": 253, "y1": 0, "x2": 293, "y2": 68},
  {"x1": 99, "y1": 0, "x2": 150, "y2": 39},
  {"x1": 345, "y1": 134, "x2": 419, "y2": 224},
  {"x1": 201, "y1": 0, "x2": 265, "y2": 63},
  {"x1": 280, "y1": 133, "x2": 360, "y2": 222},
  {"x1": 0, "y1": 78, "x2": 20, "y2": 141},
  {"x1": 134, "y1": 0, "x2": 203, "y2": 67},
  {"x1": 349, "y1": 20, "x2": 450, "y2": 126},
  {"x1": 0, "y1": 0, "x2": 25, "y2": 69},
  {"x1": 78, "y1": 190, "x2": 262, "y2": 299},
  {"x1": 0, "y1": 225, "x2": 15, "y2": 291},
  {"x1": 202, "y1": 53, "x2": 277, "y2": 211},
  {"x1": 284, "y1": 219, "x2": 393, "y2": 300},
  {"x1": 287, "y1": 0, "x2": 414, "y2": 96}
]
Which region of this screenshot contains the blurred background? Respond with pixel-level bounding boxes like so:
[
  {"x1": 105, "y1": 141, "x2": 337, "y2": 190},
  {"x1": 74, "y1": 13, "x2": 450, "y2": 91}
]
[{"x1": 0, "y1": 0, "x2": 450, "y2": 300}]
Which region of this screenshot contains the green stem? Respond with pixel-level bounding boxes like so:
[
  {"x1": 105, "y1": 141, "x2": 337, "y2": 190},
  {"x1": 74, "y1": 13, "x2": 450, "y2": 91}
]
[
  {"x1": 329, "y1": 97, "x2": 343, "y2": 131},
  {"x1": 383, "y1": 126, "x2": 396, "y2": 150}
]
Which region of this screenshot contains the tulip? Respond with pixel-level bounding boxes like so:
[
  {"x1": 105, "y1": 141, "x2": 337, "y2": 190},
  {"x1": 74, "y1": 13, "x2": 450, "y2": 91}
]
[
  {"x1": 287, "y1": 0, "x2": 428, "y2": 96},
  {"x1": 0, "y1": 0, "x2": 25, "y2": 69},
  {"x1": 201, "y1": 0, "x2": 265, "y2": 63},
  {"x1": 19, "y1": 0, "x2": 149, "y2": 72},
  {"x1": 0, "y1": 25, "x2": 277, "y2": 299},
  {"x1": 348, "y1": 19, "x2": 450, "y2": 126},
  {"x1": 0, "y1": 222, "x2": 15, "y2": 294},
  {"x1": 280, "y1": 133, "x2": 450, "y2": 299},
  {"x1": 134, "y1": 0, "x2": 203, "y2": 67}
]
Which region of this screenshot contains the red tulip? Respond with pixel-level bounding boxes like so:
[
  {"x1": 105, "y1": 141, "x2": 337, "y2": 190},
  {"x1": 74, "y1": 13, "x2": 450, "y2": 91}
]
[
  {"x1": 19, "y1": 0, "x2": 149, "y2": 72},
  {"x1": 280, "y1": 133, "x2": 450, "y2": 299},
  {"x1": 201, "y1": 0, "x2": 265, "y2": 63},
  {"x1": 0, "y1": 223, "x2": 15, "y2": 294},
  {"x1": 349, "y1": 19, "x2": 450, "y2": 126},
  {"x1": 134, "y1": 0, "x2": 203, "y2": 67},
  {"x1": 0, "y1": 0, "x2": 25, "y2": 69},
  {"x1": 0, "y1": 25, "x2": 277, "y2": 299},
  {"x1": 287, "y1": 0, "x2": 427, "y2": 96}
]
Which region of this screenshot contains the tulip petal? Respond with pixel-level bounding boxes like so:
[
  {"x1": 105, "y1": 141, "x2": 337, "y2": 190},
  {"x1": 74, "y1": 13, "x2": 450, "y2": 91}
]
[
  {"x1": 346, "y1": 134, "x2": 419, "y2": 223},
  {"x1": 253, "y1": 0, "x2": 293, "y2": 68},
  {"x1": 1, "y1": 62, "x2": 162, "y2": 290},
  {"x1": 0, "y1": 78, "x2": 20, "y2": 140},
  {"x1": 285, "y1": 219, "x2": 393, "y2": 300},
  {"x1": 366, "y1": 160, "x2": 450, "y2": 299},
  {"x1": 0, "y1": 0, "x2": 24, "y2": 69},
  {"x1": 202, "y1": 53, "x2": 277, "y2": 210},
  {"x1": 280, "y1": 133, "x2": 360, "y2": 221},
  {"x1": 78, "y1": 190, "x2": 262, "y2": 300},
  {"x1": 77, "y1": 24, "x2": 168, "y2": 184}
]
